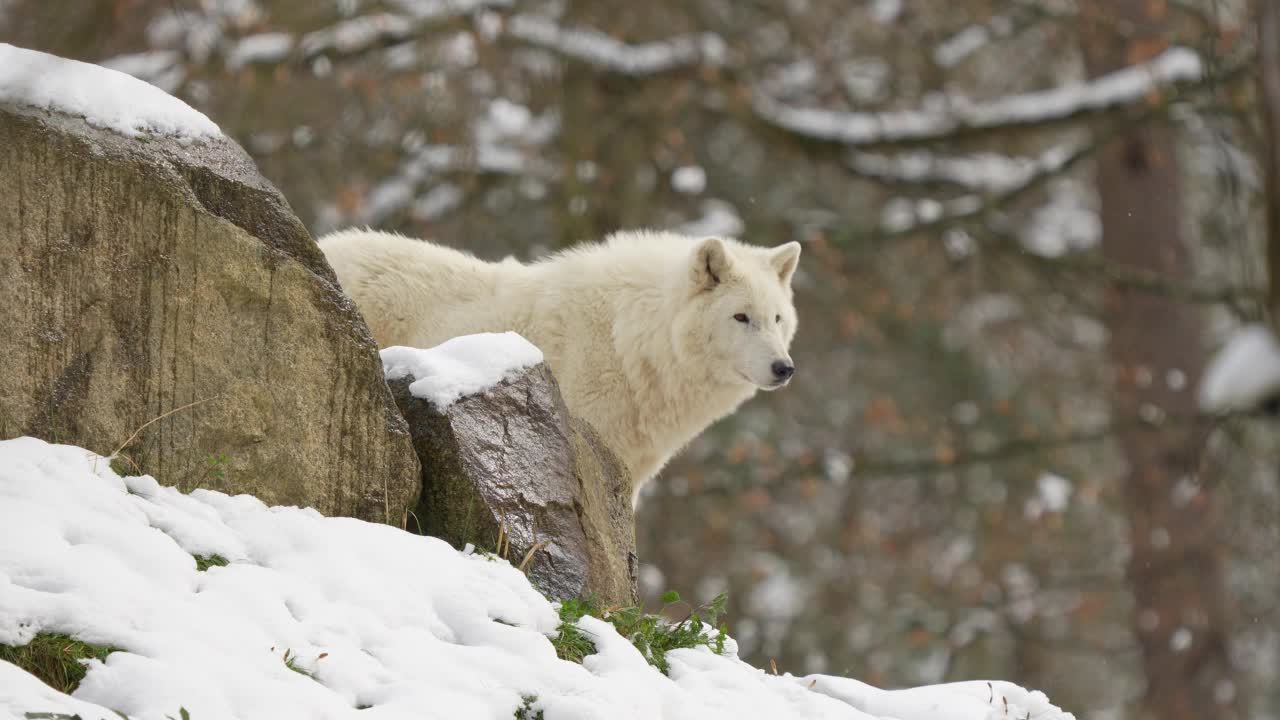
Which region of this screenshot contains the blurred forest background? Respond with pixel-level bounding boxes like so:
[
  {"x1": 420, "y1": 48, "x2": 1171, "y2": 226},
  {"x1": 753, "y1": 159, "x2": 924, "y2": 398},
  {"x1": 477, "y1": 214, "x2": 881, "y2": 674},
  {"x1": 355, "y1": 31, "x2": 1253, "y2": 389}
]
[{"x1": 3, "y1": 1, "x2": 1278, "y2": 719}]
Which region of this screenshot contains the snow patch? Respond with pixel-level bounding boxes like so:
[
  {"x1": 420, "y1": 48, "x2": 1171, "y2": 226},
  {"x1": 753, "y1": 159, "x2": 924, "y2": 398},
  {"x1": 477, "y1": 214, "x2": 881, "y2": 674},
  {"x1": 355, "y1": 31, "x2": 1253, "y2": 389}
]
[
  {"x1": 1037, "y1": 474, "x2": 1072, "y2": 512},
  {"x1": 676, "y1": 199, "x2": 745, "y2": 237},
  {"x1": 869, "y1": 0, "x2": 903, "y2": 24},
  {"x1": 1199, "y1": 325, "x2": 1280, "y2": 413},
  {"x1": 672, "y1": 165, "x2": 707, "y2": 194},
  {"x1": 381, "y1": 331, "x2": 545, "y2": 409},
  {"x1": 805, "y1": 675, "x2": 1073, "y2": 720},
  {"x1": 1026, "y1": 473, "x2": 1073, "y2": 519},
  {"x1": 1019, "y1": 178, "x2": 1101, "y2": 258},
  {"x1": 474, "y1": 99, "x2": 557, "y2": 147},
  {"x1": 0, "y1": 43, "x2": 220, "y2": 139}
]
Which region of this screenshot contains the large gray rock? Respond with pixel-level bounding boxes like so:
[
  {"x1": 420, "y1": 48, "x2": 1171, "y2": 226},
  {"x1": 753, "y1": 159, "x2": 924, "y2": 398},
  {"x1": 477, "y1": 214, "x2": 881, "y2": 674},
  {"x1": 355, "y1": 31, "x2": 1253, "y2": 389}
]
[
  {"x1": 0, "y1": 102, "x2": 420, "y2": 524},
  {"x1": 389, "y1": 364, "x2": 638, "y2": 605}
]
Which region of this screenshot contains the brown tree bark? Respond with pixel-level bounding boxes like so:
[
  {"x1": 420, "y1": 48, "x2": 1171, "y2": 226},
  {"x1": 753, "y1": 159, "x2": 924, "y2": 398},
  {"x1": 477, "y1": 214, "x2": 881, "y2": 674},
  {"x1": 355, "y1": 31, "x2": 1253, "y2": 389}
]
[
  {"x1": 1261, "y1": 0, "x2": 1280, "y2": 326},
  {"x1": 1078, "y1": 5, "x2": 1240, "y2": 720}
]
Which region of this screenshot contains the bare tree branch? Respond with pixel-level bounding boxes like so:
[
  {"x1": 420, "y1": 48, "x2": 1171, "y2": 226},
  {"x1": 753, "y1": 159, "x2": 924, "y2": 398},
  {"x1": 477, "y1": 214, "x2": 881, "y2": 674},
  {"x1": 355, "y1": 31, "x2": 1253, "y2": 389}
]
[
  {"x1": 846, "y1": 145, "x2": 1077, "y2": 193},
  {"x1": 980, "y1": 227, "x2": 1268, "y2": 310}
]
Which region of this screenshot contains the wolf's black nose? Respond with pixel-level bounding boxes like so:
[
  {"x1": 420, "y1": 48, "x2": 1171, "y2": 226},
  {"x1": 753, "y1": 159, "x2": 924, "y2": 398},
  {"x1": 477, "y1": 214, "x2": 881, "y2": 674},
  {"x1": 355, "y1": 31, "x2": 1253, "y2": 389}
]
[{"x1": 771, "y1": 361, "x2": 795, "y2": 381}]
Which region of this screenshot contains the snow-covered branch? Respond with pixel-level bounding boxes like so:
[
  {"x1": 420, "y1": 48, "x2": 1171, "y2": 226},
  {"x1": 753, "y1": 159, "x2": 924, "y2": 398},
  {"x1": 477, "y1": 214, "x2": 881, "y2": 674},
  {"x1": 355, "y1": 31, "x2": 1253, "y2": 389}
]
[
  {"x1": 299, "y1": 13, "x2": 414, "y2": 59},
  {"x1": 300, "y1": 1, "x2": 510, "y2": 60},
  {"x1": 99, "y1": 50, "x2": 185, "y2": 93},
  {"x1": 356, "y1": 142, "x2": 555, "y2": 226},
  {"x1": 502, "y1": 15, "x2": 726, "y2": 76},
  {"x1": 225, "y1": 32, "x2": 294, "y2": 69},
  {"x1": 872, "y1": 140, "x2": 1092, "y2": 237},
  {"x1": 849, "y1": 145, "x2": 1078, "y2": 194},
  {"x1": 219, "y1": 7, "x2": 725, "y2": 77},
  {"x1": 753, "y1": 47, "x2": 1205, "y2": 147}
]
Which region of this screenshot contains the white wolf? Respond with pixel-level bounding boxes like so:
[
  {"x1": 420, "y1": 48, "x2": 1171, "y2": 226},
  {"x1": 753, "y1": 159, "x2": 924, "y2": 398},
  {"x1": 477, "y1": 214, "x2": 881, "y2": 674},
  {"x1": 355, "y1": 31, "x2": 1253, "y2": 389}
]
[{"x1": 318, "y1": 229, "x2": 801, "y2": 501}]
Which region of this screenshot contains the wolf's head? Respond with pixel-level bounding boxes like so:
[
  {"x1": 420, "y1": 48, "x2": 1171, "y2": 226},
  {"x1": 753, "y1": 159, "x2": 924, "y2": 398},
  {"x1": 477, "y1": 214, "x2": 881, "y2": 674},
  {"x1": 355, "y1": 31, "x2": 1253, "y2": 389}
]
[{"x1": 673, "y1": 237, "x2": 801, "y2": 391}]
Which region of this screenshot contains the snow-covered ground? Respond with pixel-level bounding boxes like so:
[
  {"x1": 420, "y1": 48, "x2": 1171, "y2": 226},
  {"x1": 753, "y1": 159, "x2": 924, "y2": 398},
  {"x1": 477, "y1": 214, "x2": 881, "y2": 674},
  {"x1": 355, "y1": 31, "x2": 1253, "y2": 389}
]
[
  {"x1": 0, "y1": 43, "x2": 219, "y2": 139},
  {"x1": 0, "y1": 437, "x2": 1077, "y2": 720},
  {"x1": 381, "y1": 332, "x2": 545, "y2": 409}
]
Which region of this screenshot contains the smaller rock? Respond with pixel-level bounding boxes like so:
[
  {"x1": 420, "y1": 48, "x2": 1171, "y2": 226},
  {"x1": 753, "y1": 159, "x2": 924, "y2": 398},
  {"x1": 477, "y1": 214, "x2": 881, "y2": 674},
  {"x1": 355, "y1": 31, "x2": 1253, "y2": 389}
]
[{"x1": 388, "y1": 361, "x2": 637, "y2": 605}]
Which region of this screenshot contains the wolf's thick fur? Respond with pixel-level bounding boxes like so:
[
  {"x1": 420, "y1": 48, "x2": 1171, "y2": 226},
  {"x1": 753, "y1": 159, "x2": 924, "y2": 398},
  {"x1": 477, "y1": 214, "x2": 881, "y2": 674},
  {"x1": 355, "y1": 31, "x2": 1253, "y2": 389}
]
[{"x1": 318, "y1": 229, "x2": 801, "y2": 500}]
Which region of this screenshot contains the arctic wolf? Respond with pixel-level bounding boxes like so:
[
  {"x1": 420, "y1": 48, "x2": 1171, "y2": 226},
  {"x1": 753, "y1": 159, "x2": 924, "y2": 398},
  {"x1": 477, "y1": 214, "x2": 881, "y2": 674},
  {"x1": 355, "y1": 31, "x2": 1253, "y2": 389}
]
[{"x1": 319, "y1": 229, "x2": 800, "y2": 502}]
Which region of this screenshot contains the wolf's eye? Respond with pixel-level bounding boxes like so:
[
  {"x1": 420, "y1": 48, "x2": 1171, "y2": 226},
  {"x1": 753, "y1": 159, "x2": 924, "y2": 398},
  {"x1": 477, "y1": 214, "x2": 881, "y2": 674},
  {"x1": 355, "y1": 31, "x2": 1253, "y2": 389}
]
[
  {"x1": 775, "y1": 314, "x2": 781, "y2": 323},
  {"x1": 733, "y1": 313, "x2": 749, "y2": 323}
]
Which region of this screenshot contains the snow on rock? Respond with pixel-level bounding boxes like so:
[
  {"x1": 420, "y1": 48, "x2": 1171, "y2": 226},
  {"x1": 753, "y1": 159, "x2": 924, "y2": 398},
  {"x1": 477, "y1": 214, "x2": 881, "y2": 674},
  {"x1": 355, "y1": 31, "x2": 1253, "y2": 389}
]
[
  {"x1": 381, "y1": 331, "x2": 545, "y2": 409},
  {"x1": 805, "y1": 675, "x2": 1073, "y2": 720},
  {"x1": 0, "y1": 437, "x2": 1078, "y2": 720},
  {"x1": 0, "y1": 437, "x2": 1069, "y2": 720},
  {"x1": 0, "y1": 43, "x2": 219, "y2": 139},
  {"x1": 754, "y1": 47, "x2": 1201, "y2": 145},
  {"x1": 1199, "y1": 324, "x2": 1280, "y2": 413}
]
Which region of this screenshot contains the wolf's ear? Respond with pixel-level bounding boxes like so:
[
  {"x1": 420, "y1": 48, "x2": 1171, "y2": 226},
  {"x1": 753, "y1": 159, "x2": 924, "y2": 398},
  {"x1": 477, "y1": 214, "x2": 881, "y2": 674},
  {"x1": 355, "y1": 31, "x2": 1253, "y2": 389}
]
[
  {"x1": 692, "y1": 237, "x2": 732, "y2": 290},
  {"x1": 771, "y1": 242, "x2": 801, "y2": 285}
]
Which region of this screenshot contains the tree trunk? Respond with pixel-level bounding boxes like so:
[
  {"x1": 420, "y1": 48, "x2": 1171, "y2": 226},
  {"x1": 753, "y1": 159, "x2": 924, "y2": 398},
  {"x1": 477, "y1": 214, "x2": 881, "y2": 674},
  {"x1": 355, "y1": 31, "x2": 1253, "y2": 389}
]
[
  {"x1": 1078, "y1": 5, "x2": 1240, "y2": 720},
  {"x1": 1261, "y1": 0, "x2": 1280, "y2": 325}
]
